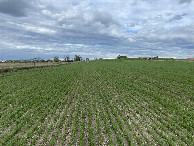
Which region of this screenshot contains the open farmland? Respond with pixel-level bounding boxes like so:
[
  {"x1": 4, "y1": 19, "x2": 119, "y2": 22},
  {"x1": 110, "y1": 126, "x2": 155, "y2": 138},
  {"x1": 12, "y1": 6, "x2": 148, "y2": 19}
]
[
  {"x1": 0, "y1": 60, "x2": 193, "y2": 145},
  {"x1": 0, "y1": 62, "x2": 63, "y2": 69}
]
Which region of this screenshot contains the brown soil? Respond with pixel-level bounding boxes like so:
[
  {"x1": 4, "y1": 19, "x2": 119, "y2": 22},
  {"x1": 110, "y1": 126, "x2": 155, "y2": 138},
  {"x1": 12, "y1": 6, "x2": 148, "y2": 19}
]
[{"x1": 0, "y1": 62, "x2": 62, "y2": 69}]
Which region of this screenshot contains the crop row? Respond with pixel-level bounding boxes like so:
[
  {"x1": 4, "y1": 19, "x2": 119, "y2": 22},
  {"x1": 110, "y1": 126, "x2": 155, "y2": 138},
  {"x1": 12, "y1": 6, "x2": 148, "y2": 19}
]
[{"x1": 0, "y1": 60, "x2": 193, "y2": 145}]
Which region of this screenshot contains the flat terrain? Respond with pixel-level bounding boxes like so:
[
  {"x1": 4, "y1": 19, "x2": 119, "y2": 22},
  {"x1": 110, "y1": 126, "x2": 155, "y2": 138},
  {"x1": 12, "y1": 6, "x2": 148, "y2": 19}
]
[
  {"x1": 0, "y1": 62, "x2": 61, "y2": 69},
  {"x1": 0, "y1": 60, "x2": 193, "y2": 145}
]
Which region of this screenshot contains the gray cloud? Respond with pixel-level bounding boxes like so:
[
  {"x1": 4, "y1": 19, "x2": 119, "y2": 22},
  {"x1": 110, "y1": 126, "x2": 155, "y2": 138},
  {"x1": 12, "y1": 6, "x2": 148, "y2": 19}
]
[
  {"x1": 41, "y1": 8, "x2": 122, "y2": 46},
  {"x1": 179, "y1": 0, "x2": 193, "y2": 4},
  {"x1": 0, "y1": 0, "x2": 194, "y2": 60},
  {"x1": 0, "y1": 0, "x2": 30, "y2": 17},
  {"x1": 169, "y1": 14, "x2": 187, "y2": 22},
  {"x1": 92, "y1": 10, "x2": 119, "y2": 26},
  {"x1": 128, "y1": 22, "x2": 139, "y2": 27},
  {"x1": 56, "y1": 8, "x2": 119, "y2": 28}
]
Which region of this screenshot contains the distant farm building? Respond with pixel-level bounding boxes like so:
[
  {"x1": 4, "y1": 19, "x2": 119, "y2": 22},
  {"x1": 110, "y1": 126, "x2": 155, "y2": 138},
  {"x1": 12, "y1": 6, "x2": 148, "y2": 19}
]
[
  {"x1": 94, "y1": 58, "x2": 103, "y2": 60},
  {"x1": 140, "y1": 57, "x2": 155, "y2": 60},
  {"x1": 187, "y1": 58, "x2": 194, "y2": 60},
  {"x1": 139, "y1": 56, "x2": 173, "y2": 60}
]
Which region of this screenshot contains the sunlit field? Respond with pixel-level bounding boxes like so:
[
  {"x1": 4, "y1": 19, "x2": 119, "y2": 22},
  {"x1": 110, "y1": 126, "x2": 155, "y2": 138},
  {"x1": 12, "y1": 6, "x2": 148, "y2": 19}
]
[{"x1": 0, "y1": 60, "x2": 193, "y2": 145}]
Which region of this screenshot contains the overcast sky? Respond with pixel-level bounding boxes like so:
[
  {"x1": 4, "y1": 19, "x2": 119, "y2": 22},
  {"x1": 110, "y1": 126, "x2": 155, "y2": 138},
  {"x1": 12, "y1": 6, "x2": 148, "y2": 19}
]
[{"x1": 0, "y1": 0, "x2": 194, "y2": 60}]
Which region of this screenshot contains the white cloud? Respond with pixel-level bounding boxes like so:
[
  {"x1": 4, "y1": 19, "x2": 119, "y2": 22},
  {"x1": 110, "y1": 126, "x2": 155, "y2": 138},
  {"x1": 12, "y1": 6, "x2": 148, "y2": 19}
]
[
  {"x1": 25, "y1": 26, "x2": 56, "y2": 34},
  {"x1": 0, "y1": 0, "x2": 194, "y2": 59}
]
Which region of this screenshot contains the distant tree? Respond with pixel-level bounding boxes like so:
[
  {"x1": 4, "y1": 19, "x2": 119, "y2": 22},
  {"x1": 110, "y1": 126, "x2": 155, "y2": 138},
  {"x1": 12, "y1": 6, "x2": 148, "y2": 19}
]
[
  {"x1": 46, "y1": 59, "x2": 52, "y2": 62},
  {"x1": 13, "y1": 60, "x2": 21, "y2": 63},
  {"x1": 37, "y1": 57, "x2": 41, "y2": 62},
  {"x1": 74, "y1": 55, "x2": 82, "y2": 61},
  {"x1": 32, "y1": 58, "x2": 38, "y2": 65},
  {"x1": 33, "y1": 58, "x2": 36, "y2": 65},
  {"x1": 64, "y1": 55, "x2": 70, "y2": 62},
  {"x1": 86, "y1": 58, "x2": 89, "y2": 61},
  {"x1": 54, "y1": 56, "x2": 59, "y2": 62},
  {"x1": 117, "y1": 55, "x2": 127, "y2": 59}
]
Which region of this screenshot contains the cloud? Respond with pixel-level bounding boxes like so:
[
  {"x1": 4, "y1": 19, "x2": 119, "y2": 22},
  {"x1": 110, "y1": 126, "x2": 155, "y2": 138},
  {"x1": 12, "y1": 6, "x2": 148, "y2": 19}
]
[
  {"x1": 40, "y1": 6, "x2": 124, "y2": 46},
  {"x1": 91, "y1": 10, "x2": 119, "y2": 26},
  {"x1": 0, "y1": 0, "x2": 194, "y2": 59},
  {"x1": 0, "y1": 0, "x2": 30, "y2": 17},
  {"x1": 179, "y1": 0, "x2": 193, "y2": 4},
  {"x1": 53, "y1": 8, "x2": 119, "y2": 29},
  {"x1": 169, "y1": 14, "x2": 187, "y2": 22},
  {"x1": 128, "y1": 22, "x2": 139, "y2": 27}
]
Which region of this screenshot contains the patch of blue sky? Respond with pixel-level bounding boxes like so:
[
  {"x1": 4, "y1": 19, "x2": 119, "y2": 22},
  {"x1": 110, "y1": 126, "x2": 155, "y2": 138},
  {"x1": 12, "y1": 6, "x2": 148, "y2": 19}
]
[
  {"x1": 72, "y1": 2, "x2": 79, "y2": 6},
  {"x1": 126, "y1": 29, "x2": 139, "y2": 34},
  {"x1": 122, "y1": 26, "x2": 139, "y2": 34}
]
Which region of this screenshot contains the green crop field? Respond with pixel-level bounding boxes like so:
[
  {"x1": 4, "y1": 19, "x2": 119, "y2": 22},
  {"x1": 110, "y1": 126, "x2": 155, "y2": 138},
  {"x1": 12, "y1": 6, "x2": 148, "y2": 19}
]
[{"x1": 0, "y1": 60, "x2": 193, "y2": 145}]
